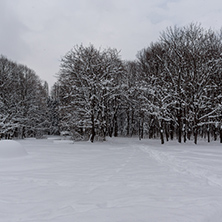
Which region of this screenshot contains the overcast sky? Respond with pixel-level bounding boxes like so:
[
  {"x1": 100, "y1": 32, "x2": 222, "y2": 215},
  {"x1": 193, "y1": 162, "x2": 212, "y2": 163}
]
[{"x1": 1, "y1": 0, "x2": 222, "y2": 88}]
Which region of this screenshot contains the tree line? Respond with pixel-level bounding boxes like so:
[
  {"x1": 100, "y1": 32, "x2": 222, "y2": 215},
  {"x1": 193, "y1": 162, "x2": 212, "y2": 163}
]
[
  {"x1": 1, "y1": 23, "x2": 222, "y2": 144},
  {"x1": 0, "y1": 56, "x2": 59, "y2": 139}
]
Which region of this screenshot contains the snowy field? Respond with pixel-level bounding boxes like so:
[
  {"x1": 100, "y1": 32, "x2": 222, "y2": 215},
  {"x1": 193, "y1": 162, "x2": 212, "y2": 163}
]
[{"x1": 1, "y1": 137, "x2": 222, "y2": 222}]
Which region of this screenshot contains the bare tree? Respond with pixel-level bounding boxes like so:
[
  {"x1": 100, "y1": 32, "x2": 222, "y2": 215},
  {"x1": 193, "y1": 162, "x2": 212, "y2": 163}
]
[{"x1": 57, "y1": 44, "x2": 125, "y2": 142}]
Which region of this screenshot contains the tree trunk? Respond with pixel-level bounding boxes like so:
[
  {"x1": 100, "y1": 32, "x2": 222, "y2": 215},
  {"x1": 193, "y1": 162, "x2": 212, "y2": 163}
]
[
  {"x1": 183, "y1": 127, "x2": 187, "y2": 143},
  {"x1": 90, "y1": 113, "x2": 95, "y2": 143},
  {"x1": 141, "y1": 119, "x2": 144, "y2": 139},
  {"x1": 170, "y1": 120, "x2": 174, "y2": 140},
  {"x1": 113, "y1": 113, "x2": 118, "y2": 137},
  {"x1": 165, "y1": 123, "x2": 169, "y2": 142},
  {"x1": 160, "y1": 120, "x2": 164, "y2": 144},
  {"x1": 194, "y1": 126, "x2": 198, "y2": 144},
  {"x1": 207, "y1": 127, "x2": 210, "y2": 143},
  {"x1": 178, "y1": 106, "x2": 182, "y2": 143},
  {"x1": 160, "y1": 129, "x2": 164, "y2": 144},
  {"x1": 193, "y1": 114, "x2": 198, "y2": 144},
  {"x1": 214, "y1": 128, "x2": 217, "y2": 141},
  {"x1": 130, "y1": 110, "x2": 134, "y2": 137},
  {"x1": 139, "y1": 113, "x2": 144, "y2": 140},
  {"x1": 220, "y1": 126, "x2": 222, "y2": 143},
  {"x1": 126, "y1": 109, "x2": 130, "y2": 136},
  {"x1": 108, "y1": 126, "x2": 113, "y2": 137},
  {"x1": 187, "y1": 128, "x2": 191, "y2": 140},
  {"x1": 183, "y1": 122, "x2": 187, "y2": 143}
]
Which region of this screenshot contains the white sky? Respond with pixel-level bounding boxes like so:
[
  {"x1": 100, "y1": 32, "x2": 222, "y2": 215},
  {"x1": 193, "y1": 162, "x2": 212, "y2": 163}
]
[{"x1": 0, "y1": 0, "x2": 222, "y2": 88}]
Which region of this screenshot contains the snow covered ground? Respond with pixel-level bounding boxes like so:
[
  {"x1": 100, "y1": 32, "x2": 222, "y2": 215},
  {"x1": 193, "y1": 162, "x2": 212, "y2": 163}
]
[{"x1": 0, "y1": 137, "x2": 222, "y2": 222}]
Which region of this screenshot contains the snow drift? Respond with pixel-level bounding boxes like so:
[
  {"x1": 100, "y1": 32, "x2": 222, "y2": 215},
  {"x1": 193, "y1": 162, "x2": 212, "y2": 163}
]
[{"x1": 0, "y1": 140, "x2": 28, "y2": 158}]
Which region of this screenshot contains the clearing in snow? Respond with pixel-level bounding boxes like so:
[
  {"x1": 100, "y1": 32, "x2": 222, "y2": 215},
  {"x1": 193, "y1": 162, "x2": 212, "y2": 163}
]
[{"x1": 0, "y1": 137, "x2": 222, "y2": 222}]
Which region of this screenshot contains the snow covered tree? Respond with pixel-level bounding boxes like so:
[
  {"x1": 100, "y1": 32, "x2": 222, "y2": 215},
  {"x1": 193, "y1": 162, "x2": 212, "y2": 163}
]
[
  {"x1": 57, "y1": 44, "x2": 125, "y2": 142},
  {"x1": 137, "y1": 23, "x2": 222, "y2": 144},
  {"x1": 0, "y1": 55, "x2": 49, "y2": 139},
  {"x1": 48, "y1": 83, "x2": 60, "y2": 135},
  {"x1": 137, "y1": 42, "x2": 176, "y2": 144},
  {"x1": 160, "y1": 24, "x2": 222, "y2": 144}
]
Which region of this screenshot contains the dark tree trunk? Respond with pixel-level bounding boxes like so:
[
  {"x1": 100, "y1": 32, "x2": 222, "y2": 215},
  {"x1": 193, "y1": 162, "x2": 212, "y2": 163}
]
[
  {"x1": 170, "y1": 120, "x2": 174, "y2": 140},
  {"x1": 130, "y1": 110, "x2": 134, "y2": 137},
  {"x1": 207, "y1": 127, "x2": 210, "y2": 143},
  {"x1": 141, "y1": 120, "x2": 144, "y2": 139},
  {"x1": 139, "y1": 119, "x2": 141, "y2": 140},
  {"x1": 139, "y1": 113, "x2": 144, "y2": 140},
  {"x1": 160, "y1": 129, "x2": 164, "y2": 144},
  {"x1": 165, "y1": 123, "x2": 169, "y2": 142},
  {"x1": 187, "y1": 128, "x2": 191, "y2": 140},
  {"x1": 113, "y1": 113, "x2": 118, "y2": 137},
  {"x1": 194, "y1": 126, "x2": 198, "y2": 144},
  {"x1": 178, "y1": 105, "x2": 182, "y2": 143},
  {"x1": 126, "y1": 109, "x2": 130, "y2": 136},
  {"x1": 90, "y1": 113, "x2": 95, "y2": 143},
  {"x1": 193, "y1": 114, "x2": 198, "y2": 144},
  {"x1": 160, "y1": 120, "x2": 164, "y2": 144},
  {"x1": 108, "y1": 126, "x2": 113, "y2": 137},
  {"x1": 214, "y1": 128, "x2": 217, "y2": 141},
  {"x1": 220, "y1": 127, "x2": 222, "y2": 143},
  {"x1": 183, "y1": 126, "x2": 187, "y2": 143}
]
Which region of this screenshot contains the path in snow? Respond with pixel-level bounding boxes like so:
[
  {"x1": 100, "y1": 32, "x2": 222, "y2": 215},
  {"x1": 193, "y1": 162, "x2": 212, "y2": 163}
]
[
  {"x1": 140, "y1": 140, "x2": 222, "y2": 188},
  {"x1": 0, "y1": 137, "x2": 222, "y2": 222}
]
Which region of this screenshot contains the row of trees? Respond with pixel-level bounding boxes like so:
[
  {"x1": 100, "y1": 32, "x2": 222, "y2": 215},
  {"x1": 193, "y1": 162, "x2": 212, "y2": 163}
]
[
  {"x1": 0, "y1": 56, "x2": 59, "y2": 139},
  {"x1": 54, "y1": 24, "x2": 222, "y2": 144},
  {"x1": 1, "y1": 24, "x2": 222, "y2": 144},
  {"x1": 134, "y1": 24, "x2": 222, "y2": 144}
]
